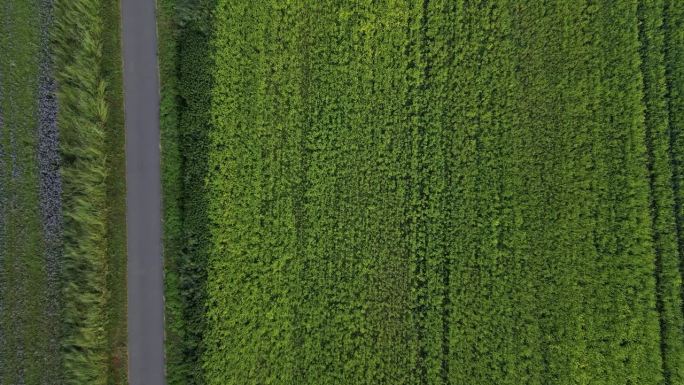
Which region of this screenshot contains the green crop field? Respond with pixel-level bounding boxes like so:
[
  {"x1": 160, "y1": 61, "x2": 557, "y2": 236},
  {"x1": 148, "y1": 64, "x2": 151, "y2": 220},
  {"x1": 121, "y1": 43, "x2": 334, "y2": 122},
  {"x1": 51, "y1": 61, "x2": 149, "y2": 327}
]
[
  {"x1": 160, "y1": 0, "x2": 684, "y2": 384},
  {"x1": 0, "y1": 0, "x2": 126, "y2": 383}
]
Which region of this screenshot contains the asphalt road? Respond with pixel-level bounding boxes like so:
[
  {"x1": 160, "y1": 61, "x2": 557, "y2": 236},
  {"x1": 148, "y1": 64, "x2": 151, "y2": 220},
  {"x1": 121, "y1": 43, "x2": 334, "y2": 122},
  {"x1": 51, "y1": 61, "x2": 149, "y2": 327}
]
[{"x1": 121, "y1": 0, "x2": 165, "y2": 384}]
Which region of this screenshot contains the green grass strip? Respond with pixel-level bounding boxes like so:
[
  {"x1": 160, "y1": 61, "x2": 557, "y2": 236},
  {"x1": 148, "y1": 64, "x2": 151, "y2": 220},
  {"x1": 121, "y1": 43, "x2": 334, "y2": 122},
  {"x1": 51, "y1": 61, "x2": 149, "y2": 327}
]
[
  {"x1": 101, "y1": 1, "x2": 127, "y2": 383},
  {"x1": 0, "y1": 1, "x2": 52, "y2": 383}
]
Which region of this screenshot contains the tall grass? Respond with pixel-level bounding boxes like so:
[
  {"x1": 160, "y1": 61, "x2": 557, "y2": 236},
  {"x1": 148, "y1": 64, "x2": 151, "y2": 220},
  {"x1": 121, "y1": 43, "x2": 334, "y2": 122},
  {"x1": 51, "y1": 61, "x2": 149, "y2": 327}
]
[{"x1": 53, "y1": 0, "x2": 110, "y2": 383}]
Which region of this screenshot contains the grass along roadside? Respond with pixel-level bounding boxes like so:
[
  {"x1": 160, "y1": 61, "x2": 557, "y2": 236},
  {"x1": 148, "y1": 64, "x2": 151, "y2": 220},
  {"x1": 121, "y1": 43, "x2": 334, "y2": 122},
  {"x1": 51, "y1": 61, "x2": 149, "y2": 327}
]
[
  {"x1": 157, "y1": 0, "x2": 185, "y2": 382},
  {"x1": 54, "y1": 0, "x2": 127, "y2": 382},
  {"x1": 158, "y1": 1, "x2": 214, "y2": 384},
  {"x1": 101, "y1": 0, "x2": 128, "y2": 383}
]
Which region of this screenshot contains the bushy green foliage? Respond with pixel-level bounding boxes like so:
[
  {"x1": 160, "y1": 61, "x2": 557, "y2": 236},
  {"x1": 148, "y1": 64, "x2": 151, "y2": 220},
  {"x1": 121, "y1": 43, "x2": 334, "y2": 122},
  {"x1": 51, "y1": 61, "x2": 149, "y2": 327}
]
[
  {"x1": 159, "y1": 1, "x2": 214, "y2": 384},
  {"x1": 158, "y1": 2, "x2": 186, "y2": 384}
]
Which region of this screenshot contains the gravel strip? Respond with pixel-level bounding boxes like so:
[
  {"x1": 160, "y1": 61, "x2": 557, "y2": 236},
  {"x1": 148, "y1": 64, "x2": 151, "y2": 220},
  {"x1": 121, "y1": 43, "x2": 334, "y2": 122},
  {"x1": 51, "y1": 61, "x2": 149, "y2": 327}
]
[
  {"x1": 37, "y1": 0, "x2": 62, "y2": 382},
  {"x1": 0, "y1": 36, "x2": 5, "y2": 382}
]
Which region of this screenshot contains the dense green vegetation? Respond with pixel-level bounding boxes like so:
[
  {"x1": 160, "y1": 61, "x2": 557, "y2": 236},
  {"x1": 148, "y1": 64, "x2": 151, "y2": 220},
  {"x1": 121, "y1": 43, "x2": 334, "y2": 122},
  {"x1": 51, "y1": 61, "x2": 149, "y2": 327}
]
[
  {"x1": 177, "y1": 1, "x2": 684, "y2": 384},
  {"x1": 159, "y1": 0, "x2": 214, "y2": 384},
  {"x1": 158, "y1": 0, "x2": 185, "y2": 381}
]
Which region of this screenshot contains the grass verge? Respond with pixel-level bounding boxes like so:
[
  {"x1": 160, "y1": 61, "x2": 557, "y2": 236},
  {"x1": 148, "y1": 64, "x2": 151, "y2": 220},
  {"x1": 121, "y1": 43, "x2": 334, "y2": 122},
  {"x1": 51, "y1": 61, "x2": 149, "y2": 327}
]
[
  {"x1": 158, "y1": 1, "x2": 213, "y2": 384},
  {"x1": 157, "y1": 0, "x2": 185, "y2": 383},
  {"x1": 54, "y1": 0, "x2": 127, "y2": 383},
  {"x1": 101, "y1": 0, "x2": 128, "y2": 383}
]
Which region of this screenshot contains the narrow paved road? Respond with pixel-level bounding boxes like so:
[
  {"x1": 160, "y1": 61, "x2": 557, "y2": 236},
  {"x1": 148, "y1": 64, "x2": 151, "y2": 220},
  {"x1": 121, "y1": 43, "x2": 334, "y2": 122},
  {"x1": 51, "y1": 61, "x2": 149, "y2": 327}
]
[{"x1": 121, "y1": 0, "x2": 165, "y2": 384}]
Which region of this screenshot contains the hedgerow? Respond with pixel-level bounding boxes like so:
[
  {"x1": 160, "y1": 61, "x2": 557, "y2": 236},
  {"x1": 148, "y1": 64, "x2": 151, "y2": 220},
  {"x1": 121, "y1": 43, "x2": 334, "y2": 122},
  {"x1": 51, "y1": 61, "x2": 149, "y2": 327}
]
[{"x1": 159, "y1": 0, "x2": 215, "y2": 384}]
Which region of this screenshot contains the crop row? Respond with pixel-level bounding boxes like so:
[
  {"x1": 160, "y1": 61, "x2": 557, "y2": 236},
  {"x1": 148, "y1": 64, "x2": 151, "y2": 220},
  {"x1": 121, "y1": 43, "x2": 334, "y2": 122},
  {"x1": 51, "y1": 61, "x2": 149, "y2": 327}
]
[
  {"x1": 664, "y1": 1, "x2": 684, "y2": 332},
  {"x1": 639, "y1": 0, "x2": 684, "y2": 382}
]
